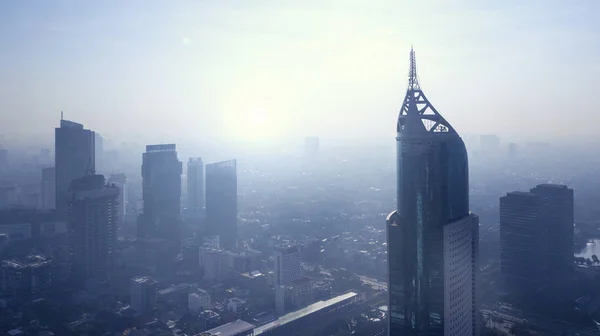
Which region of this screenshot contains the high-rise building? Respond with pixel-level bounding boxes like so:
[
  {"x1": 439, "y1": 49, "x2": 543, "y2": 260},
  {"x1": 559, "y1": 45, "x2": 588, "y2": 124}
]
[
  {"x1": 40, "y1": 167, "x2": 56, "y2": 210},
  {"x1": 187, "y1": 157, "x2": 204, "y2": 211},
  {"x1": 1, "y1": 254, "x2": 55, "y2": 298},
  {"x1": 140, "y1": 144, "x2": 182, "y2": 242},
  {"x1": 55, "y1": 119, "x2": 95, "y2": 212},
  {"x1": 108, "y1": 173, "x2": 127, "y2": 228},
  {"x1": 500, "y1": 191, "x2": 548, "y2": 292},
  {"x1": 95, "y1": 133, "x2": 104, "y2": 172},
  {"x1": 130, "y1": 276, "x2": 158, "y2": 314},
  {"x1": 68, "y1": 174, "x2": 118, "y2": 285},
  {"x1": 386, "y1": 49, "x2": 479, "y2": 336},
  {"x1": 274, "y1": 245, "x2": 302, "y2": 287},
  {"x1": 189, "y1": 288, "x2": 212, "y2": 312},
  {"x1": 530, "y1": 184, "x2": 574, "y2": 273},
  {"x1": 205, "y1": 160, "x2": 237, "y2": 251}
]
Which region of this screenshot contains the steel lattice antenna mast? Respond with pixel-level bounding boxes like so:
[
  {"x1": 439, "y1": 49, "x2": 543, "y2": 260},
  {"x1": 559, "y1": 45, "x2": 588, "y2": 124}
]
[{"x1": 407, "y1": 46, "x2": 420, "y2": 91}]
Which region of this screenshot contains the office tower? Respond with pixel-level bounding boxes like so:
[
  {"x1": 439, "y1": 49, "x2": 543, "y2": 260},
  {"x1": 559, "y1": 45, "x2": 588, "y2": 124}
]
[
  {"x1": 108, "y1": 173, "x2": 127, "y2": 228},
  {"x1": 95, "y1": 133, "x2": 104, "y2": 172},
  {"x1": 500, "y1": 191, "x2": 548, "y2": 292},
  {"x1": 55, "y1": 119, "x2": 95, "y2": 212},
  {"x1": 187, "y1": 157, "x2": 204, "y2": 211},
  {"x1": 205, "y1": 160, "x2": 237, "y2": 250},
  {"x1": 140, "y1": 144, "x2": 182, "y2": 241},
  {"x1": 274, "y1": 245, "x2": 302, "y2": 286},
  {"x1": 530, "y1": 184, "x2": 574, "y2": 273},
  {"x1": 386, "y1": 49, "x2": 479, "y2": 336},
  {"x1": 130, "y1": 276, "x2": 158, "y2": 314},
  {"x1": 304, "y1": 136, "x2": 319, "y2": 155},
  {"x1": 68, "y1": 174, "x2": 118, "y2": 285},
  {"x1": 40, "y1": 167, "x2": 56, "y2": 210}
]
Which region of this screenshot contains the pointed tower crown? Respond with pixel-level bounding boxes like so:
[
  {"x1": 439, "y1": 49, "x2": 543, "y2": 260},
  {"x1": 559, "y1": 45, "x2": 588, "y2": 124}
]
[{"x1": 397, "y1": 48, "x2": 457, "y2": 138}]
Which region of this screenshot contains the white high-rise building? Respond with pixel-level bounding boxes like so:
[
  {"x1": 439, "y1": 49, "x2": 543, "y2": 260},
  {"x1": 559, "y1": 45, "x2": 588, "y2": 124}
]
[{"x1": 188, "y1": 288, "x2": 211, "y2": 312}]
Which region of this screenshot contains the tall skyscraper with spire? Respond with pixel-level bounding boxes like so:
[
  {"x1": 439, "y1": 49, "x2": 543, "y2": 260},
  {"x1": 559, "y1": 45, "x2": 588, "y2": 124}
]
[{"x1": 386, "y1": 49, "x2": 479, "y2": 336}]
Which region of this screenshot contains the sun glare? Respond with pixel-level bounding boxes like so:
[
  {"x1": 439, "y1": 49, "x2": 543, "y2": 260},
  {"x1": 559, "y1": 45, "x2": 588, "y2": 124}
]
[{"x1": 236, "y1": 106, "x2": 278, "y2": 139}]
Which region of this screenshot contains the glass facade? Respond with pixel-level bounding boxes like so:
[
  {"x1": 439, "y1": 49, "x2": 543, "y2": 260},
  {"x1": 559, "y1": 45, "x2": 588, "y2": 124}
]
[{"x1": 388, "y1": 137, "x2": 470, "y2": 335}]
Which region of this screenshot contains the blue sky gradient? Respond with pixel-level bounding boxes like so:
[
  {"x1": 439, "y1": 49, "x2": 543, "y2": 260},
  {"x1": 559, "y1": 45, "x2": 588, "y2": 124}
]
[{"x1": 1, "y1": 1, "x2": 598, "y2": 143}]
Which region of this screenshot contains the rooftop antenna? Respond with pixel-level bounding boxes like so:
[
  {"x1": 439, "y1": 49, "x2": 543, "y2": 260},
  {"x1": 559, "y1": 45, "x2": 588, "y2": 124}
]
[
  {"x1": 61, "y1": 111, "x2": 64, "y2": 121},
  {"x1": 408, "y1": 46, "x2": 420, "y2": 91}
]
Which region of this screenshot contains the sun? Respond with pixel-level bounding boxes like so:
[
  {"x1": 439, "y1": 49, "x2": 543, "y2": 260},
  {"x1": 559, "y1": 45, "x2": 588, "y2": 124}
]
[{"x1": 237, "y1": 106, "x2": 278, "y2": 139}]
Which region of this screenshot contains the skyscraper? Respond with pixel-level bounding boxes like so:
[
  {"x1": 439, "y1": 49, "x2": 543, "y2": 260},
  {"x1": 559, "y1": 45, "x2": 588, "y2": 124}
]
[
  {"x1": 386, "y1": 49, "x2": 479, "y2": 336},
  {"x1": 140, "y1": 144, "x2": 182, "y2": 242},
  {"x1": 187, "y1": 157, "x2": 204, "y2": 211},
  {"x1": 40, "y1": 167, "x2": 56, "y2": 210},
  {"x1": 530, "y1": 184, "x2": 574, "y2": 274},
  {"x1": 108, "y1": 173, "x2": 127, "y2": 228},
  {"x1": 500, "y1": 191, "x2": 548, "y2": 292},
  {"x1": 55, "y1": 119, "x2": 95, "y2": 212},
  {"x1": 130, "y1": 276, "x2": 158, "y2": 314},
  {"x1": 205, "y1": 160, "x2": 237, "y2": 251},
  {"x1": 95, "y1": 133, "x2": 104, "y2": 173},
  {"x1": 68, "y1": 174, "x2": 118, "y2": 285}
]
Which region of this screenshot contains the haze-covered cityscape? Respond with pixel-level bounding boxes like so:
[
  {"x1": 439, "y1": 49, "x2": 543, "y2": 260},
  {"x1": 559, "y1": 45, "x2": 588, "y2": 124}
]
[{"x1": 2, "y1": 1, "x2": 600, "y2": 336}]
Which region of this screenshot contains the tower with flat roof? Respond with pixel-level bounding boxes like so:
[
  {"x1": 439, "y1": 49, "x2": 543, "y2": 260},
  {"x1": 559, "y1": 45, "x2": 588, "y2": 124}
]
[
  {"x1": 205, "y1": 160, "x2": 237, "y2": 251},
  {"x1": 55, "y1": 118, "x2": 95, "y2": 212}
]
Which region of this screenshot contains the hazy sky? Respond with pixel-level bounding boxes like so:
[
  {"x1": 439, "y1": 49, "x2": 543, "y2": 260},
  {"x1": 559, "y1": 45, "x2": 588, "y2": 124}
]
[{"x1": 1, "y1": 1, "x2": 599, "y2": 143}]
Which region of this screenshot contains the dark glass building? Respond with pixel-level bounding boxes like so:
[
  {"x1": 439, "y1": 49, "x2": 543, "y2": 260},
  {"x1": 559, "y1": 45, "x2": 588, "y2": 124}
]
[
  {"x1": 205, "y1": 160, "x2": 237, "y2": 251},
  {"x1": 55, "y1": 119, "x2": 95, "y2": 212},
  {"x1": 387, "y1": 49, "x2": 479, "y2": 336},
  {"x1": 140, "y1": 144, "x2": 182, "y2": 244},
  {"x1": 530, "y1": 184, "x2": 574, "y2": 274},
  {"x1": 500, "y1": 191, "x2": 548, "y2": 292}
]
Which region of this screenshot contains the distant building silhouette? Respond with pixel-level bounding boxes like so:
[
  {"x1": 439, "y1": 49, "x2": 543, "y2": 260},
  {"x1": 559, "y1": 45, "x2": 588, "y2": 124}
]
[
  {"x1": 187, "y1": 157, "x2": 204, "y2": 211},
  {"x1": 205, "y1": 160, "x2": 237, "y2": 251},
  {"x1": 68, "y1": 174, "x2": 118, "y2": 286},
  {"x1": 530, "y1": 184, "x2": 574, "y2": 274},
  {"x1": 304, "y1": 136, "x2": 319, "y2": 156},
  {"x1": 386, "y1": 48, "x2": 479, "y2": 335},
  {"x1": 55, "y1": 119, "x2": 95, "y2": 212},
  {"x1": 139, "y1": 144, "x2": 182, "y2": 246},
  {"x1": 108, "y1": 173, "x2": 127, "y2": 229},
  {"x1": 95, "y1": 133, "x2": 104, "y2": 172},
  {"x1": 40, "y1": 167, "x2": 56, "y2": 210},
  {"x1": 500, "y1": 191, "x2": 549, "y2": 292},
  {"x1": 480, "y1": 134, "x2": 500, "y2": 155}
]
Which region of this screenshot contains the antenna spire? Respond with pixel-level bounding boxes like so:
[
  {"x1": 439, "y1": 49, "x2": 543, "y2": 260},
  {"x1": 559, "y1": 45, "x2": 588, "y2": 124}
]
[
  {"x1": 61, "y1": 111, "x2": 64, "y2": 121},
  {"x1": 408, "y1": 46, "x2": 420, "y2": 90}
]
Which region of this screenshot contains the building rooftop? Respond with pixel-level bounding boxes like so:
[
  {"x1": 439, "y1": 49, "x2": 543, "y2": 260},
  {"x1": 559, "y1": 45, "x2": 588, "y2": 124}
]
[
  {"x1": 198, "y1": 319, "x2": 254, "y2": 336},
  {"x1": 1, "y1": 254, "x2": 53, "y2": 270},
  {"x1": 254, "y1": 291, "x2": 358, "y2": 334},
  {"x1": 131, "y1": 276, "x2": 157, "y2": 285}
]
